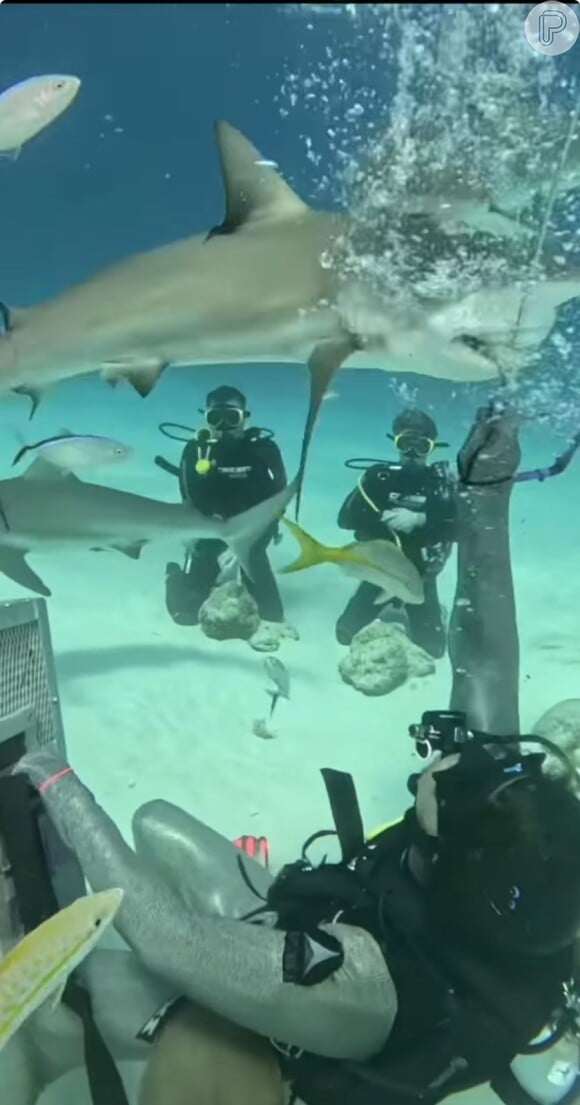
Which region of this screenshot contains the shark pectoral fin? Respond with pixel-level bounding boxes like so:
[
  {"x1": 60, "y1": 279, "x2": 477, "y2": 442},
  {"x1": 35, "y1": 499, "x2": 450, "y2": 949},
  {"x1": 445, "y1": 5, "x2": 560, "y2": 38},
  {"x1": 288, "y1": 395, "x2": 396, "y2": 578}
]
[
  {"x1": 12, "y1": 386, "x2": 43, "y2": 421},
  {"x1": 222, "y1": 479, "x2": 298, "y2": 583},
  {"x1": 110, "y1": 540, "x2": 147, "y2": 560},
  {"x1": 102, "y1": 359, "x2": 167, "y2": 398},
  {"x1": 22, "y1": 457, "x2": 81, "y2": 482},
  {"x1": 295, "y1": 336, "x2": 358, "y2": 521},
  {"x1": 279, "y1": 518, "x2": 328, "y2": 574},
  {"x1": 0, "y1": 548, "x2": 51, "y2": 597},
  {"x1": 209, "y1": 120, "x2": 310, "y2": 237},
  {"x1": 0, "y1": 147, "x2": 21, "y2": 161}
]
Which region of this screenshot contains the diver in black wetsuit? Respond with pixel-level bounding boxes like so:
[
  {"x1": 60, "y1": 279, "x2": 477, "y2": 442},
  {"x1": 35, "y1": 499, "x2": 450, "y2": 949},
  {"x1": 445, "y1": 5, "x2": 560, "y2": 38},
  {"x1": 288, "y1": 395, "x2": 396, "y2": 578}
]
[
  {"x1": 165, "y1": 386, "x2": 288, "y2": 626},
  {"x1": 335, "y1": 409, "x2": 456, "y2": 658}
]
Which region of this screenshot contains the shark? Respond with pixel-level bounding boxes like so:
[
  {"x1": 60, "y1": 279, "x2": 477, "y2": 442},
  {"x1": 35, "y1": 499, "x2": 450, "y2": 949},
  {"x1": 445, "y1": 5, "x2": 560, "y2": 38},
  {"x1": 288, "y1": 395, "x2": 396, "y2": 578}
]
[
  {"x1": 0, "y1": 457, "x2": 296, "y2": 597},
  {"x1": 1, "y1": 120, "x2": 580, "y2": 516}
]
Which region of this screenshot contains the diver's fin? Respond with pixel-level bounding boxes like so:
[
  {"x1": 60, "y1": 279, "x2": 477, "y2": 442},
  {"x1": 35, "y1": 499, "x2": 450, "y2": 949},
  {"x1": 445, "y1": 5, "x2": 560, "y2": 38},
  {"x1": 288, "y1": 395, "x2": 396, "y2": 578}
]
[
  {"x1": 207, "y1": 121, "x2": 309, "y2": 239},
  {"x1": 233, "y1": 835, "x2": 270, "y2": 870},
  {"x1": 102, "y1": 358, "x2": 167, "y2": 398},
  {"x1": 280, "y1": 518, "x2": 329, "y2": 573},
  {"x1": 295, "y1": 336, "x2": 358, "y2": 521},
  {"x1": 0, "y1": 548, "x2": 51, "y2": 597},
  {"x1": 12, "y1": 386, "x2": 43, "y2": 420},
  {"x1": 222, "y1": 478, "x2": 297, "y2": 582}
]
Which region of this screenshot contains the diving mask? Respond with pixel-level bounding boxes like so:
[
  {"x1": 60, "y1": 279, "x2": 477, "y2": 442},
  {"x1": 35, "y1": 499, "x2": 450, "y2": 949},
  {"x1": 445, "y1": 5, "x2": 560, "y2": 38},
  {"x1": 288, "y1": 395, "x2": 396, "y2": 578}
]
[
  {"x1": 389, "y1": 431, "x2": 437, "y2": 458},
  {"x1": 205, "y1": 405, "x2": 246, "y2": 431}
]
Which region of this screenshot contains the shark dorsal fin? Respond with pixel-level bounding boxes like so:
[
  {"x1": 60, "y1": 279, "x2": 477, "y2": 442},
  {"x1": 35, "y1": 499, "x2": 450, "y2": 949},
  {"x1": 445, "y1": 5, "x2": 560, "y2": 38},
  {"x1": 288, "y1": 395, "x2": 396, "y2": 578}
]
[
  {"x1": 211, "y1": 121, "x2": 310, "y2": 236},
  {"x1": 22, "y1": 456, "x2": 81, "y2": 482}
]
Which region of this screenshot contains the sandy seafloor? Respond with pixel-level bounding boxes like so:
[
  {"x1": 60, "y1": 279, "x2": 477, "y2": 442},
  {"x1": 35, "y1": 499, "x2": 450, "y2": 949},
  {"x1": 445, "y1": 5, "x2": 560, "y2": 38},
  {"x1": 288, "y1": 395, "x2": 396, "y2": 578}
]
[{"x1": 0, "y1": 363, "x2": 578, "y2": 1105}]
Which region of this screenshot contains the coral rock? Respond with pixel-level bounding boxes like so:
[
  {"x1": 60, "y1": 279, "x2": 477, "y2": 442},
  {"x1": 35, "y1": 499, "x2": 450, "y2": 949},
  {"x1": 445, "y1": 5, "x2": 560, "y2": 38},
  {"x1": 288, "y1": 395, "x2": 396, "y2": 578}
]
[
  {"x1": 249, "y1": 621, "x2": 300, "y2": 653},
  {"x1": 339, "y1": 621, "x2": 435, "y2": 696},
  {"x1": 199, "y1": 582, "x2": 260, "y2": 641}
]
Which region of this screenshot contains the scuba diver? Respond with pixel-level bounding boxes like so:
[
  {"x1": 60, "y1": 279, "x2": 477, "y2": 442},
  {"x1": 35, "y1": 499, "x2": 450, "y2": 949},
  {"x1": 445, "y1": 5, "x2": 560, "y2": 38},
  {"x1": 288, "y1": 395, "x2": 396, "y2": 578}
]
[
  {"x1": 336, "y1": 408, "x2": 580, "y2": 664},
  {"x1": 335, "y1": 409, "x2": 456, "y2": 658},
  {"x1": 6, "y1": 405, "x2": 580, "y2": 1105},
  {"x1": 12, "y1": 712, "x2": 580, "y2": 1105},
  {"x1": 161, "y1": 385, "x2": 288, "y2": 625}
]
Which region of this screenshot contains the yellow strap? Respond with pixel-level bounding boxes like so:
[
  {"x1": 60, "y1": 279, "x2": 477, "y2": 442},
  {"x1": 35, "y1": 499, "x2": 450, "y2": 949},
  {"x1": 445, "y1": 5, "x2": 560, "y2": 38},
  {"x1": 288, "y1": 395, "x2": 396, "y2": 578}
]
[
  {"x1": 357, "y1": 473, "x2": 380, "y2": 513},
  {"x1": 366, "y1": 815, "x2": 403, "y2": 841},
  {"x1": 356, "y1": 474, "x2": 402, "y2": 553}
]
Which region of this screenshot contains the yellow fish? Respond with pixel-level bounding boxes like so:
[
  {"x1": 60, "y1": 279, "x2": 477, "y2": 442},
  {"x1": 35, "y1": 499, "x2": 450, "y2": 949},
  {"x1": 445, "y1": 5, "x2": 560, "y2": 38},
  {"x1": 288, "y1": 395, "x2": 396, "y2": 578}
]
[
  {"x1": 280, "y1": 519, "x2": 424, "y2": 606},
  {"x1": 0, "y1": 888, "x2": 123, "y2": 1053}
]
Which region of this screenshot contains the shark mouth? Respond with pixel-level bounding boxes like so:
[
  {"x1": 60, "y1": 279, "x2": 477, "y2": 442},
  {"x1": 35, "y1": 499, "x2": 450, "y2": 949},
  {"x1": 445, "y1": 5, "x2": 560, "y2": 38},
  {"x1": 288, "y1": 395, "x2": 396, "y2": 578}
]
[{"x1": 454, "y1": 333, "x2": 496, "y2": 364}]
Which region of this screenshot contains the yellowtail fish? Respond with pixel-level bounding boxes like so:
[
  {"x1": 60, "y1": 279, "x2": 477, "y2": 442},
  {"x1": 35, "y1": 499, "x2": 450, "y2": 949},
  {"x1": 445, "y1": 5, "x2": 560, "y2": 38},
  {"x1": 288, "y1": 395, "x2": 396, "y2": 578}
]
[
  {"x1": 0, "y1": 888, "x2": 123, "y2": 1053},
  {"x1": 0, "y1": 75, "x2": 81, "y2": 159},
  {"x1": 281, "y1": 518, "x2": 424, "y2": 606}
]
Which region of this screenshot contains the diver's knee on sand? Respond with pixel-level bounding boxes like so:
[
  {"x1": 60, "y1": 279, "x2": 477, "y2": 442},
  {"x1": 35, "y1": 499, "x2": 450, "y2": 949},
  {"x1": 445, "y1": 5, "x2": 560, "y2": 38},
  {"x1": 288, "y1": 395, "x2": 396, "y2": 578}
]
[
  {"x1": 164, "y1": 562, "x2": 203, "y2": 625},
  {"x1": 133, "y1": 800, "x2": 273, "y2": 917},
  {"x1": 138, "y1": 1003, "x2": 284, "y2": 1105}
]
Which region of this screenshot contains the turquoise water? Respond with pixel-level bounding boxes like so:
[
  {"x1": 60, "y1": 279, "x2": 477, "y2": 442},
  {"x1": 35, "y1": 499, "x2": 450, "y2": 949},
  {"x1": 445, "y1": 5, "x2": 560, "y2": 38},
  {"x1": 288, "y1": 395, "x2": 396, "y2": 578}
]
[{"x1": 1, "y1": 4, "x2": 580, "y2": 1105}]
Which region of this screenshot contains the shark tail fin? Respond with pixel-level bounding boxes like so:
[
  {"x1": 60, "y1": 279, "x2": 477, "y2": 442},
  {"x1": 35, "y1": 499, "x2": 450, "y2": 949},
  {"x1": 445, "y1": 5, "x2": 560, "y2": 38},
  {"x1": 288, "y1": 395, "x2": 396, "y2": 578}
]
[{"x1": 221, "y1": 479, "x2": 297, "y2": 582}]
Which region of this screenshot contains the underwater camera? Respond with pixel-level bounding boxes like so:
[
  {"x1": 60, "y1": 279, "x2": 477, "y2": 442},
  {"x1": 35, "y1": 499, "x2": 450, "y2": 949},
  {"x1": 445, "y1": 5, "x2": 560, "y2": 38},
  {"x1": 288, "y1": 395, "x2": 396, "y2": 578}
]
[
  {"x1": 409, "y1": 710, "x2": 475, "y2": 759},
  {"x1": 407, "y1": 709, "x2": 576, "y2": 793}
]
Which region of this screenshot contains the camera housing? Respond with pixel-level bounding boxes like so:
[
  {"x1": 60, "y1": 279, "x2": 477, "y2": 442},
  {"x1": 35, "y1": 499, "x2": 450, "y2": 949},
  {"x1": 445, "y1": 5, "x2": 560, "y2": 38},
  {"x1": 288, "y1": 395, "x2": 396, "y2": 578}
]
[{"x1": 409, "y1": 710, "x2": 475, "y2": 759}]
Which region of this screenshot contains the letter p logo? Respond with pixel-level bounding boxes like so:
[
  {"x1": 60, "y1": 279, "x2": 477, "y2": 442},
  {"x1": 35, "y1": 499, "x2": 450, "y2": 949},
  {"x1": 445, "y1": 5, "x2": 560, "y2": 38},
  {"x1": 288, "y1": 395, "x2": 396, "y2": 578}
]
[
  {"x1": 539, "y1": 8, "x2": 567, "y2": 43},
  {"x1": 525, "y1": 1, "x2": 579, "y2": 53}
]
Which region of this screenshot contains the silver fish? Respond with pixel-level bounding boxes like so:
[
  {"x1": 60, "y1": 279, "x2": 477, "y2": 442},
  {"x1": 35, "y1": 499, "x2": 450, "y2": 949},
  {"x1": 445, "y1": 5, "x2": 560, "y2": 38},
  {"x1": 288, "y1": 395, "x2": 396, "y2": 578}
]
[
  {"x1": 264, "y1": 656, "x2": 290, "y2": 718},
  {"x1": 0, "y1": 75, "x2": 80, "y2": 159},
  {"x1": 12, "y1": 432, "x2": 132, "y2": 470}
]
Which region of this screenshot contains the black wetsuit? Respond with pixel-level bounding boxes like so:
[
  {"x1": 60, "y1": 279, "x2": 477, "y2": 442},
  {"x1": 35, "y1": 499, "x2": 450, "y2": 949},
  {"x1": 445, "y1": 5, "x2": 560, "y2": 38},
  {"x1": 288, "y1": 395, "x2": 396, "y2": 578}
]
[
  {"x1": 336, "y1": 461, "x2": 456, "y2": 658},
  {"x1": 165, "y1": 428, "x2": 287, "y2": 625}
]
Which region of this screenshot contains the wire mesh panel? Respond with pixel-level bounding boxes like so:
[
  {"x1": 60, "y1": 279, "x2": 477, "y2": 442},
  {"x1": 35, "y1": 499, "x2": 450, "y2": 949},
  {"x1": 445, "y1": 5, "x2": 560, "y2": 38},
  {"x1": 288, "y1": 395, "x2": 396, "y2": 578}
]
[
  {"x1": 0, "y1": 599, "x2": 84, "y2": 955},
  {"x1": 0, "y1": 598, "x2": 65, "y2": 755}
]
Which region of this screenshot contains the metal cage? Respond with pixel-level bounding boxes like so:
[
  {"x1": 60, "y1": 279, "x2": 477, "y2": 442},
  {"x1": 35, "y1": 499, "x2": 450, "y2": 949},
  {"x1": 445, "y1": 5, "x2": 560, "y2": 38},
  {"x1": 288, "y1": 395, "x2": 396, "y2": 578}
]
[
  {"x1": 0, "y1": 597, "x2": 66, "y2": 757},
  {"x1": 0, "y1": 598, "x2": 85, "y2": 955}
]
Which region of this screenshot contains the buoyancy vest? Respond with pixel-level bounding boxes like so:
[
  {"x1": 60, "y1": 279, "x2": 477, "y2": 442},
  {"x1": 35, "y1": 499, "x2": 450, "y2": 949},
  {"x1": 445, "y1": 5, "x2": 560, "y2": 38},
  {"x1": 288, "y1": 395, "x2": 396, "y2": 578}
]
[{"x1": 260, "y1": 770, "x2": 576, "y2": 1105}]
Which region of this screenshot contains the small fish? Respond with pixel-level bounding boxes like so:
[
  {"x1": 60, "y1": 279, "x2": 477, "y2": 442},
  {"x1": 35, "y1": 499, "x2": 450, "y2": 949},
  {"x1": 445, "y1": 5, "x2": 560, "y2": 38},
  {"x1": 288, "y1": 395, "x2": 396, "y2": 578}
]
[
  {"x1": 264, "y1": 656, "x2": 290, "y2": 718},
  {"x1": 321, "y1": 389, "x2": 340, "y2": 402},
  {"x1": 254, "y1": 158, "x2": 278, "y2": 169},
  {"x1": 0, "y1": 888, "x2": 123, "y2": 1053},
  {"x1": 281, "y1": 519, "x2": 425, "y2": 606},
  {"x1": 12, "y1": 432, "x2": 132, "y2": 470},
  {"x1": 0, "y1": 75, "x2": 81, "y2": 159}
]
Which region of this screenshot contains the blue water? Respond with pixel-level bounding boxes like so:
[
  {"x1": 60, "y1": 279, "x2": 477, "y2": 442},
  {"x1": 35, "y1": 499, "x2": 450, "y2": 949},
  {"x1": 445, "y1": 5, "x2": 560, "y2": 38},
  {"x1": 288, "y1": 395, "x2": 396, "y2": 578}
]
[{"x1": 1, "y1": 5, "x2": 580, "y2": 1105}]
